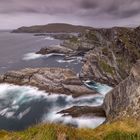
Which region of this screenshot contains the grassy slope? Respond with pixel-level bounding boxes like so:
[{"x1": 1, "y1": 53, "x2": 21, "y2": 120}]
[
  {"x1": 1, "y1": 119, "x2": 140, "y2": 140},
  {"x1": 12, "y1": 23, "x2": 92, "y2": 33}
]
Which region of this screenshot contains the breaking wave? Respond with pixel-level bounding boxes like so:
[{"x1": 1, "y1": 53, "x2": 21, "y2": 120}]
[
  {"x1": 0, "y1": 83, "x2": 108, "y2": 130},
  {"x1": 44, "y1": 36, "x2": 54, "y2": 40},
  {"x1": 84, "y1": 80, "x2": 113, "y2": 95},
  {"x1": 56, "y1": 56, "x2": 83, "y2": 63},
  {"x1": 22, "y1": 52, "x2": 65, "y2": 61}
]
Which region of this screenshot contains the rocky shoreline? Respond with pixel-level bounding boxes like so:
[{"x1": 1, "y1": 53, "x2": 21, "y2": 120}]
[
  {"x1": 36, "y1": 26, "x2": 140, "y2": 87},
  {"x1": 0, "y1": 67, "x2": 98, "y2": 98},
  {"x1": 1, "y1": 25, "x2": 140, "y2": 127},
  {"x1": 0, "y1": 67, "x2": 105, "y2": 119},
  {"x1": 1, "y1": 60, "x2": 140, "y2": 123}
]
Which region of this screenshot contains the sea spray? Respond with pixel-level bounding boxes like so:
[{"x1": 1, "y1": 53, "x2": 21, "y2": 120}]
[
  {"x1": 84, "y1": 80, "x2": 113, "y2": 95},
  {"x1": 0, "y1": 83, "x2": 109, "y2": 130},
  {"x1": 22, "y1": 52, "x2": 65, "y2": 61}
]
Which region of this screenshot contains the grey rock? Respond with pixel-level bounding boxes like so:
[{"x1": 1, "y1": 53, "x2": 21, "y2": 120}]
[
  {"x1": 0, "y1": 67, "x2": 98, "y2": 97},
  {"x1": 59, "y1": 106, "x2": 105, "y2": 118},
  {"x1": 103, "y1": 60, "x2": 140, "y2": 122}
]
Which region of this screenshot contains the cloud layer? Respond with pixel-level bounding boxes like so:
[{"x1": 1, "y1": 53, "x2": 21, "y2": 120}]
[{"x1": 0, "y1": 0, "x2": 140, "y2": 29}]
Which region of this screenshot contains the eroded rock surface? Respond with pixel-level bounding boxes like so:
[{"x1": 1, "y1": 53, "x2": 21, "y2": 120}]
[
  {"x1": 36, "y1": 45, "x2": 73, "y2": 55},
  {"x1": 36, "y1": 27, "x2": 140, "y2": 86},
  {"x1": 59, "y1": 106, "x2": 105, "y2": 118},
  {"x1": 80, "y1": 27, "x2": 140, "y2": 86},
  {"x1": 103, "y1": 60, "x2": 140, "y2": 122},
  {"x1": 0, "y1": 68, "x2": 97, "y2": 97}
]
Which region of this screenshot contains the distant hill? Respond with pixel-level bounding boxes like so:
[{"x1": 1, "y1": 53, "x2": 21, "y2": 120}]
[{"x1": 12, "y1": 23, "x2": 92, "y2": 33}]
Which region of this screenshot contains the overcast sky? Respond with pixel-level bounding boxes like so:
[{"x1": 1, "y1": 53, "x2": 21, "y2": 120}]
[{"x1": 1, "y1": 0, "x2": 140, "y2": 29}]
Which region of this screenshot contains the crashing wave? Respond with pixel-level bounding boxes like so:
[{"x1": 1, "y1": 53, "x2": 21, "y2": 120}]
[
  {"x1": 0, "y1": 83, "x2": 106, "y2": 129},
  {"x1": 22, "y1": 52, "x2": 65, "y2": 61}
]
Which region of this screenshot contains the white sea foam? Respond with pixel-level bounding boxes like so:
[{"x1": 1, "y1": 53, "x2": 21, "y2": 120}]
[
  {"x1": 22, "y1": 52, "x2": 65, "y2": 61},
  {"x1": 57, "y1": 59, "x2": 75, "y2": 63},
  {"x1": 0, "y1": 83, "x2": 106, "y2": 128},
  {"x1": 43, "y1": 110, "x2": 105, "y2": 128},
  {"x1": 17, "y1": 107, "x2": 31, "y2": 119},
  {"x1": 44, "y1": 36, "x2": 54, "y2": 40},
  {"x1": 57, "y1": 56, "x2": 82, "y2": 63},
  {"x1": 84, "y1": 80, "x2": 113, "y2": 95},
  {"x1": 45, "y1": 53, "x2": 65, "y2": 57},
  {"x1": 23, "y1": 53, "x2": 45, "y2": 60}
]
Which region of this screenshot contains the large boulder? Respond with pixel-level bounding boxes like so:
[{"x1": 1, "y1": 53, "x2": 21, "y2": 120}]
[{"x1": 103, "y1": 60, "x2": 140, "y2": 122}]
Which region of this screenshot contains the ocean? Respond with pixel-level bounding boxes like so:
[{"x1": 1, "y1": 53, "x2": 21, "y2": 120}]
[
  {"x1": 0, "y1": 31, "x2": 82, "y2": 74},
  {"x1": 0, "y1": 31, "x2": 111, "y2": 131}
]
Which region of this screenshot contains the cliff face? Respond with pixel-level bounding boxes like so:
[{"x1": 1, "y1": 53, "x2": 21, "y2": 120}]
[
  {"x1": 77, "y1": 27, "x2": 140, "y2": 86},
  {"x1": 103, "y1": 60, "x2": 140, "y2": 122},
  {"x1": 35, "y1": 26, "x2": 140, "y2": 86}
]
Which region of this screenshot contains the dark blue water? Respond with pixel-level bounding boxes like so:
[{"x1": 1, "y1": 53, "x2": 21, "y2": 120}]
[
  {"x1": 0, "y1": 31, "x2": 110, "y2": 131},
  {"x1": 0, "y1": 84, "x2": 105, "y2": 131},
  {"x1": 0, "y1": 31, "x2": 82, "y2": 74}
]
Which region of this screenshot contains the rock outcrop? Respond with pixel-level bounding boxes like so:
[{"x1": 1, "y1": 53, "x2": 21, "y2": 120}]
[
  {"x1": 43, "y1": 27, "x2": 139, "y2": 86},
  {"x1": 78, "y1": 27, "x2": 140, "y2": 86},
  {"x1": 59, "y1": 106, "x2": 105, "y2": 118},
  {"x1": 36, "y1": 45, "x2": 73, "y2": 55},
  {"x1": 103, "y1": 60, "x2": 140, "y2": 122},
  {"x1": 0, "y1": 68, "x2": 98, "y2": 97},
  {"x1": 36, "y1": 26, "x2": 140, "y2": 86}
]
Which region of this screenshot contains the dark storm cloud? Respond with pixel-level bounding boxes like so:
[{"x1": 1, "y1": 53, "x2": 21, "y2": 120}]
[
  {"x1": 80, "y1": 0, "x2": 98, "y2": 9},
  {"x1": 1, "y1": 0, "x2": 140, "y2": 29},
  {"x1": 1, "y1": 0, "x2": 140, "y2": 18}
]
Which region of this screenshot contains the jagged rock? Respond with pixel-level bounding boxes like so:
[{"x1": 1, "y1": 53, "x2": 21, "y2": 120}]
[
  {"x1": 103, "y1": 60, "x2": 140, "y2": 122},
  {"x1": 80, "y1": 27, "x2": 140, "y2": 86},
  {"x1": 0, "y1": 68, "x2": 98, "y2": 97},
  {"x1": 35, "y1": 26, "x2": 140, "y2": 87},
  {"x1": 36, "y1": 45, "x2": 73, "y2": 55},
  {"x1": 59, "y1": 106, "x2": 105, "y2": 117},
  {"x1": 36, "y1": 27, "x2": 140, "y2": 86}
]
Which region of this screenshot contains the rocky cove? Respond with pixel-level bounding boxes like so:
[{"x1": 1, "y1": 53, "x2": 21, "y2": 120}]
[
  {"x1": 0, "y1": 30, "x2": 112, "y2": 131},
  {"x1": 0, "y1": 25, "x2": 140, "y2": 132},
  {"x1": 0, "y1": 67, "x2": 111, "y2": 130}
]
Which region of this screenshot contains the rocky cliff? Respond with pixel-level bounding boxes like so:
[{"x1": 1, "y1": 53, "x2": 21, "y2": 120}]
[
  {"x1": 36, "y1": 26, "x2": 140, "y2": 86},
  {"x1": 103, "y1": 60, "x2": 140, "y2": 122},
  {"x1": 61, "y1": 27, "x2": 140, "y2": 86}
]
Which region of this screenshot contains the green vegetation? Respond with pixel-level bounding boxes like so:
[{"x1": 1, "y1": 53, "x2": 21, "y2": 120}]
[
  {"x1": 69, "y1": 36, "x2": 78, "y2": 43},
  {"x1": 1, "y1": 119, "x2": 140, "y2": 140},
  {"x1": 116, "y1": 57, "x2": 130, "y2": 79},
  {"x1": 104, "y1": 131, "x2": 140, "y2": 140},
  {"x1": 12, "y1": 23, "x2": 92, "y2": 33},
  {"x1": 99, "y1": 60, "x2": 115, "y2": 75},
  {"x1": 85, "y1": 30, "x2": 100, "y2": 45},
  {"x1": 118, "y1": 30, "x2": 140, "y2": 62},
  {"x1": 102, "y1": 48, "x2": 112, "y2": 59}
]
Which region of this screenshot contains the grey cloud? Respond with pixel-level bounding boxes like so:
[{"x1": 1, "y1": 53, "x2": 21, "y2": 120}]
[
  {"x1": 0, "y1": 0, "x2": 140, "y2": 29},
  {"x1": 1, "y1": 0, "x2": 140, "y2": 18},
  {"x1": 80, "y1": 0, "x2": 98, "y2": 9}
]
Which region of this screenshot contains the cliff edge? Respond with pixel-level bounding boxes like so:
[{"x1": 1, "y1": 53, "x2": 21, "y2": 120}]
[{"x1": 104, "y1": 60, "x2": 140, "y2": 122}]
